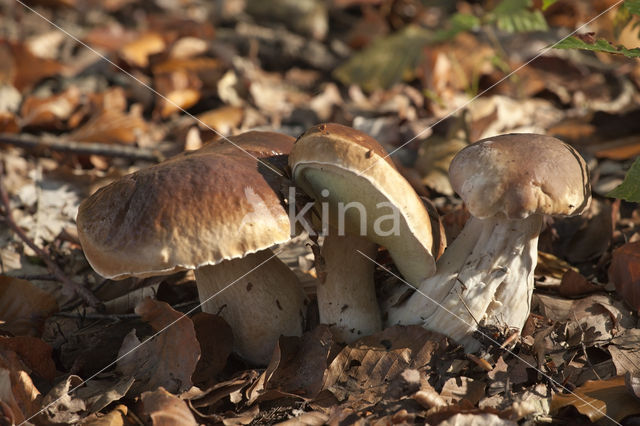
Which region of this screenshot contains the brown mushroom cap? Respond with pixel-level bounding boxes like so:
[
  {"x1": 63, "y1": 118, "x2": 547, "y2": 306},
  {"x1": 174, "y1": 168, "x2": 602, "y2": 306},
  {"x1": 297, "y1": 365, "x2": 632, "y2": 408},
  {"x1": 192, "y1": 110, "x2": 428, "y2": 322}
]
[
  {"x1": 449, "y1": 134, "x2": 591, "y2": 220},
  {"x1": 77, "y1": 132, "x2": 294, "y2": 280},
  {"x1": 289, "y1": 123, "x2": 436, "y2": 284}
]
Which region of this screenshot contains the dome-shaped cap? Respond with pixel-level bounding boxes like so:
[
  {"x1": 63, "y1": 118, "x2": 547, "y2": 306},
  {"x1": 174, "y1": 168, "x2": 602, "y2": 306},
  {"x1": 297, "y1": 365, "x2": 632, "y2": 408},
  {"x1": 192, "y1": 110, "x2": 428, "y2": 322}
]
[
  {"x1": 77, "y1": 131, "x2": 294, "y2": 280},
  {"x1": 449, "y1": 133, "x2": 591, "y2": 220},
  {"x1": 289, "y1": 123, "x2": 436, "y2": 284}
]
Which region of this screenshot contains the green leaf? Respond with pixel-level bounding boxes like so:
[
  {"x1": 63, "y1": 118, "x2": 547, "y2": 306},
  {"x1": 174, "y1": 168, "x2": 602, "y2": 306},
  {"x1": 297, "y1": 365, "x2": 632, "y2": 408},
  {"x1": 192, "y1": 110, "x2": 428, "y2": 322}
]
[
  {"x1": 433, "y1": 12, "x2": 480, "y2": 43},
  {"x1": 491, "y1": 0, "x2": 549, "y2": 33},
  {"x1": 554, "y1": 36, "x2": 640, "y2": 58},
  {"x1": 624, "y1": 0, "x2": 640, "y2": 16},
  {"x1": 333, "y1": 25, "x2": 433, "y2": 92},
  {"x1": 608, "y1": 157, "x2": 640, "y2": 202},
  {"x1": 542, "y1": 0, "x2": 558, "y2": 10}
]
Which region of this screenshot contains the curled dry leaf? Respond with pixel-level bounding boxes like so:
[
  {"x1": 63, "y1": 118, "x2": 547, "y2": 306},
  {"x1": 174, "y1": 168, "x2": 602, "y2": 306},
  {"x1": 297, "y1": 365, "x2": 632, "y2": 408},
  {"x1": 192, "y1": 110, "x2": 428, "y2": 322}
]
[
  {"x1": 608, "y1": 240, "x2": 640, "y2": 311},
  {"x1": 191, "y1": 313, "x2": 233, "y2": 389},
  {"x1": 550, "y1": 375, "x2": 640, "y2": 422},
  {"x1": 79, "y1": 404, "x2": 128, "y2": 426},
  {"x1": 141, "y1": 387, "x2": 197, "y2": 426},
  {"x1": 116, "y1": 299, "x2": 200, "y2": 395},
  {"x1": 608, "y1": 329, "x2": 640, "y2": 376},
  {"x1": 247, "y1": 326, "x2": 335, "y2": 404},
  {"x1": 41, "y1": 375, "x2": 134, "y2": 424},
  {"x1": 0, "y1": 349, "x2": 42, "y2": 424},
  {"x1": 20, "y1": 86, "x2": 81, "y2": 130},
  {"x1": 0, "y1": 276, "x2": 58, "y2": 337}
]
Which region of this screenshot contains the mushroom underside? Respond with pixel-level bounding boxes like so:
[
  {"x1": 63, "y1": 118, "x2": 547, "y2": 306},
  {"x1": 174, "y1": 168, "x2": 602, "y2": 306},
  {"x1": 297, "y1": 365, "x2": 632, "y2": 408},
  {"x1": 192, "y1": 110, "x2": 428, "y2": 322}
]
[
  {"x1": 194, "y1": 249, "x2": 307, "y2": 365},
  {"x1": 386, "y1": 214, "x2": 542, "y2": 350}
]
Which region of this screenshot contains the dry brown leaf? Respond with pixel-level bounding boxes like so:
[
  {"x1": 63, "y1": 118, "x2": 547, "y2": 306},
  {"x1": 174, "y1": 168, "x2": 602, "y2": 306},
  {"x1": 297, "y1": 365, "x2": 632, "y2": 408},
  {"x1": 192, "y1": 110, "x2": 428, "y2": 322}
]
[
  {"x1": 141, "y1": 387, "x2": 197, "y2": 426},
  {"x1": 0, "y1": 350, "x2": 42, "y2": 424},
  {"x1": 189, "y1": 370, "x2": 259, "y2": 415},
  {"x1": 0, "y1": 111, "x2": 19, "y2": 133},
  {"x1": 415, "y1": 130, "x2": 467, "y2": 196},
  {"x1": 0, "y1": 276, "x2": 58, "y2": 336},
  {"x1": 41, "y1": 375, "x2": 134, "y2": 424},
  {"x1": 608, "y1": 329, "x2": 640, "y2": 375},
  {"x1": 3, "y1": 40, "x2": 66, "y2": 91},
  {"x1": 322, "y1": 325, "x2": 449, "y2": 410},
  {"x1": 247, "y1": 326, "x2": 335, "y2": 404},
  {"x1": 550, "y1": 375, "x2": 640, "y2": 422},
  {"x1": 608, "y1": 241, "x2": 640, "y2": 311},
  {"x1": 116, "y1": 299, "x2": 200, "y2": 394},
  {"x1": 557, "y1": 269, "x2": 601, "y2": 298},
  {"x1": 79, "y1": 404, "x2": 128, "y2": 426},
  {"x1": 191, "y1": 313, "x2": 233, "y2": 389},
  {"x1": 0, "y1": 336, "x2": 56, "y2": 381},
  {"x1": 440, "y1": 377, "x2": 486, "y2": 406},
  {"x1": 197, "y1": 106, "x2": 244, "y2": 135},
  {"x1": 68, "y1": 105, "x2": 148, "y2": 145},
  {"x1": 20, "y1": 86, "x2": 81, "y2": 130},
  {"x1": 119, "y1": 32, "x2": 166, "y2": 68}
]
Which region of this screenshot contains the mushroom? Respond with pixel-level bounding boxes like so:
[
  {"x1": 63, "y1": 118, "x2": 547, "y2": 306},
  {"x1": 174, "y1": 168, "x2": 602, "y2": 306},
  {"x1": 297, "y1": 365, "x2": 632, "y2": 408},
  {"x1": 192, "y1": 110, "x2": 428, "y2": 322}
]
[
  {"x1": 289, "y1": 123, "x2": 438, "y2": 342},
  {"x1": 77, "y1": 132, "x2": 308, "y2": 365},
  {"x1": 387, "y1": 134, "x2": 591, "y2": 348}
]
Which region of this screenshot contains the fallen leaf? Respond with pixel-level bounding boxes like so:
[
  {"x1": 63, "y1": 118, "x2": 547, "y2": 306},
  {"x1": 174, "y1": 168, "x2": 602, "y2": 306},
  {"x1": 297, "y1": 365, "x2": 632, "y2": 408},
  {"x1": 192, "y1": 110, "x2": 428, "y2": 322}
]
[
  {"x1": 0, "y1": 276, "x2": 58, "y2": 336},
  {"x1": 141, "y1": 387, "x2": 197, "y2": 426},
  {"x1": 0, "y1": 336, "x2": 56, "y2": 381},
  {"x1": 0, "y1": 350, "x2": 42, "y2": 424},
  {"x1": 67, "y1": 105, "x2": 148, "y2": 145},
  {"x1": 322, "y1": 325, "x2": 449, "y2": 410},
  {"x1": 609, "y1": 329, "x2": 640, "y2": 375},
  {"x1": 80, "y1": 404, "x2": 128, "y2": 426},
  {"x1": 440, "y1": 377, "x2": 486, "y2": 406},
  {"x1": 197, "y1": 106, "x2": 244, "y2": 135},
  {"x1": 191, "y1": 313, "x2": 233, "y2": 389},
  {"x1": 557, "y1": 269, "x2": 601, "y2": 298},
  {"x1": 119, "y1": 32, "x2": 166, "y2": 68},
  {"x1": 188, "y1": 370, "x2": 259, "y2": 418},
  {"x1": 116, "y1": 299, "x2": 200, "y2": 394},
  {"x1": 608, "y1": 240, "x2": 640, "y2": 311},
  {"x1": 550, "y1": 375, "x2": 640, "y2": 422},
  {"x1": 41, "y1": 375, "x2": 134, "y2": 424},
  {"x1": 247, "y1": 326, "x2": 335, "y2": 404},
  {"x1": 3, "y1": 40, "x2": 66, "y2": 91},
  {"x1": 20, "y1": 86, "x2": 81, "y2": 130}
]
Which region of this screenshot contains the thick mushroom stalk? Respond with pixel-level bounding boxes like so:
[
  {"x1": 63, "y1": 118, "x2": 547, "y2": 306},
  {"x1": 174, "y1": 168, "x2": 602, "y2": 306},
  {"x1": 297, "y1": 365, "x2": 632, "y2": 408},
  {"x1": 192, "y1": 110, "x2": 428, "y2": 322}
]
[
  {"x1": 386, "y1": 133, "x2": 591, "y2": 348},
  {"x1": 290, "y1": 124, "x2": 438, "y2": 342},
  {"x1": 387, "y1": 214, "x2": 541, "y2": 347},
  {"x1": 195, "y1": 249, "x2": 305, "y2": 364},
  {"x1": 318, "y1": 233, "x2": 379, "y2": 342}
]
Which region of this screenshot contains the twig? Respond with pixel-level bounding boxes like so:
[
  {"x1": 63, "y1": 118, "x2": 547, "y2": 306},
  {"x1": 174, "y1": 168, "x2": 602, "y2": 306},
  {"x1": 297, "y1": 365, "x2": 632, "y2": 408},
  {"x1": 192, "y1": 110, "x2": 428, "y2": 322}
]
[
  {"x1": 0, "y1": 133, "x2": 164, "y2": 162},
  {"x1": 0, "y1": 162, "x2": 102, "y2": 308},
  {"x1": 54, "y1": 301, "x2": 200, "y2": 320}
]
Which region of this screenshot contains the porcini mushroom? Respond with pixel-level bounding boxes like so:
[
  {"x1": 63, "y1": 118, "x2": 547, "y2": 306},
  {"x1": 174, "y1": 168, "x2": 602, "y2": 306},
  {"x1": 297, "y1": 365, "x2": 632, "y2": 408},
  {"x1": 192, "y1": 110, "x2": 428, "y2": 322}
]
[
  {"x1": 289, "y1": 123, "x2": 438, "y2": 342},
  {"x1": 387, "y1": 134, "x2": 591, "y2": 348},
  {"x1": 77, "y1": 132, "x2": 307, "y2": 365}
]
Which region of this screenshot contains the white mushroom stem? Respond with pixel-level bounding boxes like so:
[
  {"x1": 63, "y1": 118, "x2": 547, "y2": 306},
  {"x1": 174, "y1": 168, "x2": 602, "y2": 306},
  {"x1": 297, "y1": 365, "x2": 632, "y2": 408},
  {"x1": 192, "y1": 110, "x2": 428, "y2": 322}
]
[
  {"x1": 386, "y1": 214, "x2": 542, "y2": 349},
  {"x1": 194, "y1": 249, "x2": 307, "y2": 365},
  {"x1": 319, "y1": 233, "x2": 381, "y2": 343}
]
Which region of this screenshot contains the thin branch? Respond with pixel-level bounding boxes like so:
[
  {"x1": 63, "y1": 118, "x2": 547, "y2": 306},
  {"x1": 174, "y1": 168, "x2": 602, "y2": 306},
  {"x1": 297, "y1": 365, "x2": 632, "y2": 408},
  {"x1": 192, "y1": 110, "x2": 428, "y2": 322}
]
[
  {"x1": 0, "y1": 133, "x2": 164, "y2": 162},
  {"x1": 0, "y1": 162, "x2": 102, "y2": 308}
]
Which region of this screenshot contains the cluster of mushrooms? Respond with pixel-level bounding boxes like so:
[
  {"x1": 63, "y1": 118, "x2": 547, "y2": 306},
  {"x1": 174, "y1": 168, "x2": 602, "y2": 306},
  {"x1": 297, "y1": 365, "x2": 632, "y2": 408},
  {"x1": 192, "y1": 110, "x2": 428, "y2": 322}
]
[{"x1": 77, "y1": 123, "x2": 591, "y2": 365}]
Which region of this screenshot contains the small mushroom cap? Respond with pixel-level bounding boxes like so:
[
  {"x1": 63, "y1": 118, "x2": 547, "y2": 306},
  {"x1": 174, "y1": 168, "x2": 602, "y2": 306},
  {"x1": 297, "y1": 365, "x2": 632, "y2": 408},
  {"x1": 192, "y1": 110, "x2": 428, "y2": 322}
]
[
  {"x1": 449, "y1": 133, "x2": 591, "y2": 220},
  {"x1": 289, "y1": 123, "x2": 436, "y2": 284},
  {"x1": 77, "y1": 131, "x2": 294, "y2": 280}
]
